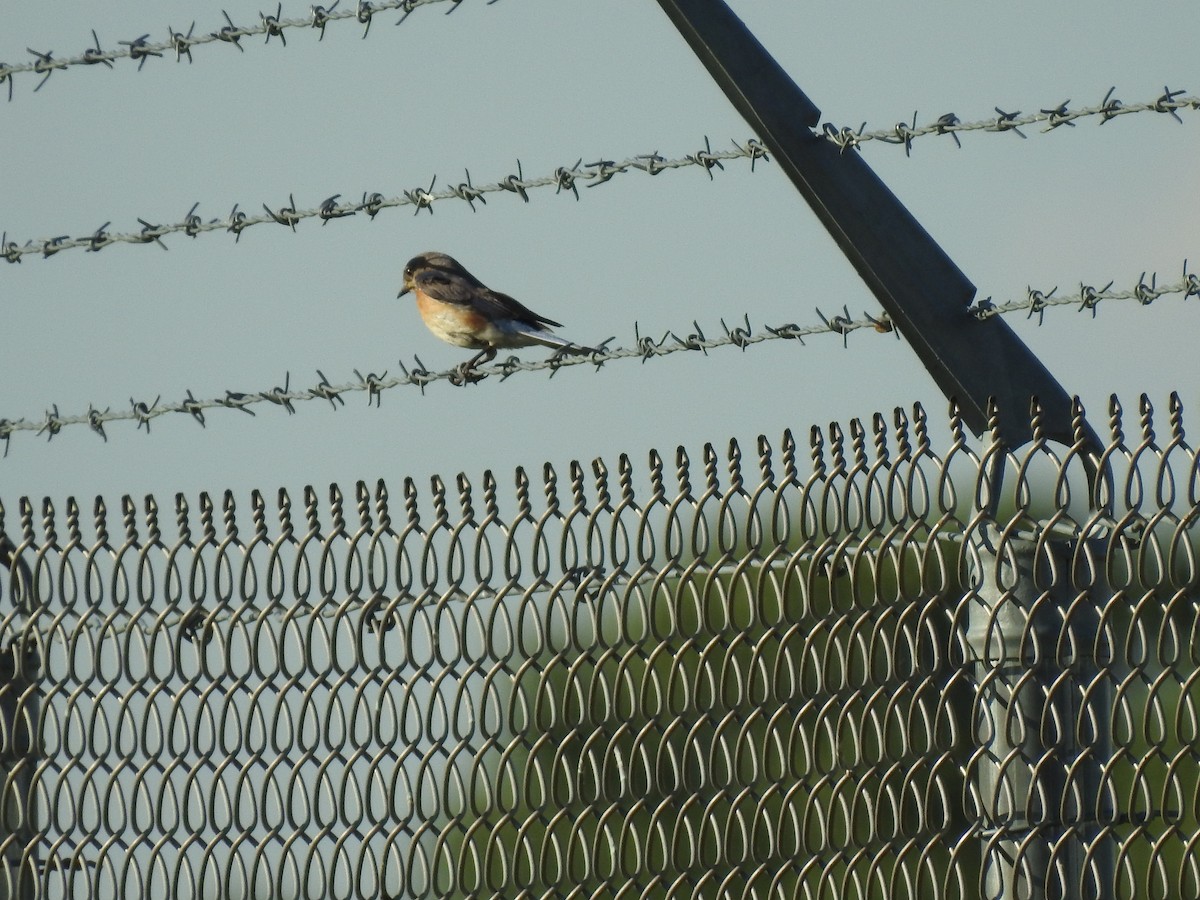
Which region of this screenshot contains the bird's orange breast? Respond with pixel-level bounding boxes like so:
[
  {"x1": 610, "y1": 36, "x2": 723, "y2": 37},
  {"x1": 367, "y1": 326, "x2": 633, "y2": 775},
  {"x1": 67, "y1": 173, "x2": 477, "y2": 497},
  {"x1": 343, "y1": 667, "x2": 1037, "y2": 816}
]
[{"x1": 414, "y1": 291, "x2": 490, "y2": 348}]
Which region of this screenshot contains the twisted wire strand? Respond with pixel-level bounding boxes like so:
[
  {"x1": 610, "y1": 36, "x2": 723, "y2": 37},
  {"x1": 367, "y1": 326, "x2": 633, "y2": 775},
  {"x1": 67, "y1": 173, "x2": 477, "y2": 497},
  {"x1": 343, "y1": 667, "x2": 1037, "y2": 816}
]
[
  {"x1": 821, "y1": 85, "x2": 1197, "y2": 154},
  {"x1": 2, "y1": 268, "x2": 1195, "y2": 452},
  {"x1": 0, "y1": 0, "x2": 476, "y2": 96},
  {"x1": 0, "y1": 139, "x2": 770, "y2": 262}
]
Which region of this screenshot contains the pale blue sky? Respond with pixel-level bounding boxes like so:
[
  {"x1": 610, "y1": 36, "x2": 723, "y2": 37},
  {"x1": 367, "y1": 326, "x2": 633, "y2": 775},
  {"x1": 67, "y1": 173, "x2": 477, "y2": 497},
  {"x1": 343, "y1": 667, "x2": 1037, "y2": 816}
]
[{"x1": 2, "y1": 0, "x2": 1197, "y2": 512}]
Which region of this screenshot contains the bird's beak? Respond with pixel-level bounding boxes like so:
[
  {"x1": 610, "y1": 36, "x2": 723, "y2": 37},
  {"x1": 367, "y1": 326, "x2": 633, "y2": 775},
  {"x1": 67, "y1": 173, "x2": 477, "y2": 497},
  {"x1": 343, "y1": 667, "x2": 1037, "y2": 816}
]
[{"x1": 397, "y1": 285, "x2": 411, "y2": 299}]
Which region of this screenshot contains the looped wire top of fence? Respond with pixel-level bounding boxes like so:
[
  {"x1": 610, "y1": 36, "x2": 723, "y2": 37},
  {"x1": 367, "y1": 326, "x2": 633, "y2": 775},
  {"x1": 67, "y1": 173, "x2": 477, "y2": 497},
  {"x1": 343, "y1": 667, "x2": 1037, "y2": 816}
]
[{"x1": 0, "y1": 392, "x2": 1198, "y2": 897}]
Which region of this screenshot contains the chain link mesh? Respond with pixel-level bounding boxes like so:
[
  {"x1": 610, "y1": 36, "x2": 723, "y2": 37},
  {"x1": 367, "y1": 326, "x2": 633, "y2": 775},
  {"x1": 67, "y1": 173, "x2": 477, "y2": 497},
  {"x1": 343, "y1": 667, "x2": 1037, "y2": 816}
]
[{"x1": 0, "y1": 393, "x2": 1196, "y2": 898}]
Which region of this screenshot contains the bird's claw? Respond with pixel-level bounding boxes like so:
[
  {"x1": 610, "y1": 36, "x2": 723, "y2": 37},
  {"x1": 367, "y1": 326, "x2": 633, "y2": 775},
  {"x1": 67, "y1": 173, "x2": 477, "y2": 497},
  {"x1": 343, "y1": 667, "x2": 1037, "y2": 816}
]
[{"x1": 449, "y1": 362, "x2": 487, "y2": 386}]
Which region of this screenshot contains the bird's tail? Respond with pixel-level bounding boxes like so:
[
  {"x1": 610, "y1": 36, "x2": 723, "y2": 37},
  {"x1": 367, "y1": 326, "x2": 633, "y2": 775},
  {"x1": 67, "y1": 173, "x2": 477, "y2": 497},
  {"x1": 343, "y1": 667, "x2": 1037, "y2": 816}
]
[{"x1": 527, "y1": 331, "x2": 599, "y2": 356}]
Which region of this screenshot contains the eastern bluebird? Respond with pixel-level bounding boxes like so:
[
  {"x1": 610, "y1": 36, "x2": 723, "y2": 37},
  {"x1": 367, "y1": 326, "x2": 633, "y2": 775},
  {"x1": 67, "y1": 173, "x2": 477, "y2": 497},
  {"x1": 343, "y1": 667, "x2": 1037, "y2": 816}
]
[{"x1": 398, "y1": 252, "x2": 597, "y2": 381}]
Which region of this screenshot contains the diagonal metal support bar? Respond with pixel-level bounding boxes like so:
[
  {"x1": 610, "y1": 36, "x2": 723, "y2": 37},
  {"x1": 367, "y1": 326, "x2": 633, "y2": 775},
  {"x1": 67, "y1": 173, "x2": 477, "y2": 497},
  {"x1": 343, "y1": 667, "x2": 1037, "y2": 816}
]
[{"x1": 656, "y1": 0, "x2": 1100, "y2": 454}]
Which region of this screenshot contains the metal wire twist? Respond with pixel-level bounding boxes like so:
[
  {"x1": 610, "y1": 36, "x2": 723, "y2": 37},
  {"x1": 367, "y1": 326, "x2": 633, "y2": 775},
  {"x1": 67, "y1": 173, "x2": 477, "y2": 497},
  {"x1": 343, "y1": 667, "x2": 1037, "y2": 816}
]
[{"x1": 0, "y1": 394, "x2": 1196, "y2": 897}]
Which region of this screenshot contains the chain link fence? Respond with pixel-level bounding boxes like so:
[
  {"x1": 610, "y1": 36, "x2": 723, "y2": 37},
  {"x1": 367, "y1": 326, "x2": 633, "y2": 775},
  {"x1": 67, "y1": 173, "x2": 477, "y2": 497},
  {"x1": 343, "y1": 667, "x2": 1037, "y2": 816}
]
[{"x1": 0, "y1": 394, "x2": 1196, "y2": 899}]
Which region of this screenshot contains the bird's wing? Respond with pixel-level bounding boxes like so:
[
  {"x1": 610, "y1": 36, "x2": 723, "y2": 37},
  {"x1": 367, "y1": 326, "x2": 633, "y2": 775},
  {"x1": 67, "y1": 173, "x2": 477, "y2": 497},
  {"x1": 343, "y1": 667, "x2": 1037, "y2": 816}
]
[
  {"x1": 414, "y1": 270, "x2": 564, "y2": 329},
  {"x1": 412, "y1": 268, "x2": 479, "y2": 305},
  {"x1": 479, "y1": 290, "x2": 563, "y2": 329}
]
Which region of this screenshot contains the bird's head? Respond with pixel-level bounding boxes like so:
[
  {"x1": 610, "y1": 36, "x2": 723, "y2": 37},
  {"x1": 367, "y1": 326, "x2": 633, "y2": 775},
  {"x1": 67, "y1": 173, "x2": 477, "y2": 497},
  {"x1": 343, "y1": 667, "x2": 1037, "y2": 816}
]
[{"x1": 398, "y1": 251, "x2": 466, "y2": 298}]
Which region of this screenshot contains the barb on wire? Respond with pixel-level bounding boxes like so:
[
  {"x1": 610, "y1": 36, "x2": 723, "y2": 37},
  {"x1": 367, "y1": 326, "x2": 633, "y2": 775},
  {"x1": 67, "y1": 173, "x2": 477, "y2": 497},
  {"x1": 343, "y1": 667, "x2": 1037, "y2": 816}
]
[
  {"x1": 0, "y1": 139, "x2": 771, "y2": 262},
  {"x1": 3, "y1": 265, "x2": 1194, "y2": 451},
  {"x1": 0, "y1": 1, "x2": 474, "y2": 97},
  {"x1": 820, "y1": 85, "x2": 1198, "y2": 154}
]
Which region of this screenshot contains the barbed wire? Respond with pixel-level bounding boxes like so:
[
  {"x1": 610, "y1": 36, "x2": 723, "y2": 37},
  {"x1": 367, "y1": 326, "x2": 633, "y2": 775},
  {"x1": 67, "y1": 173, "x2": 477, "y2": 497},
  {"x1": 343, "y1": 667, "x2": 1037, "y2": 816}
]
[
  {"x1": 820, "y1": 85, "x2": 1197, "y2": 155},
  {"x1": 967, "y1": 263, "x2": 1200, "y2": 324},
  {"x1": 4, "y1": 0, "x2": 1195, "y2": 156},
  {"x1": 5, "y1": 0, "x2": 1195, "y2": 150},
  {"x1": 5, "y1": 82, "x2": 1197, "y2": 264},
  {"x1": 0, "y1": 139, "x2": 771, "y2": 263},
  {"x1": 0, "y1": 0, "x2": 482, "y2": 98},
  {"x1": 2, "y1": 6, "x2": 1194, "y2": 173},
  {"x1": 0, "y1": 304, "x2": 893, "y2": 452},
  {"x1": 1, "y1": 268, "x2": 1195, "y2": 453}
]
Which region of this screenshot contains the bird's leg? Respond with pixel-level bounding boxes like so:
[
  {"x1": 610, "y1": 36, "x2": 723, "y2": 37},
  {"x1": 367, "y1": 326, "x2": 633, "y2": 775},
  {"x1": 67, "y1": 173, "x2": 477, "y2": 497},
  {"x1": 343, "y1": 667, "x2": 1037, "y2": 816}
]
[
  {"x1": 466, "y1": 347, "x2": 497, "y2": 369},
  {"x1": 451, "y1": 346, "x2": 496, "y2": 386}
]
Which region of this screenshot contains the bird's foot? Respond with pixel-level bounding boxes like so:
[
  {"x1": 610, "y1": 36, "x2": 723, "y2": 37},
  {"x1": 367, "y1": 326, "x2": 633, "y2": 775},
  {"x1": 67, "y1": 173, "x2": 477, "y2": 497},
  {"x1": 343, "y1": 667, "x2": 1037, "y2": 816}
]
[{"x1": 449, "y1": 362, "x2": 487, "y2": 386}]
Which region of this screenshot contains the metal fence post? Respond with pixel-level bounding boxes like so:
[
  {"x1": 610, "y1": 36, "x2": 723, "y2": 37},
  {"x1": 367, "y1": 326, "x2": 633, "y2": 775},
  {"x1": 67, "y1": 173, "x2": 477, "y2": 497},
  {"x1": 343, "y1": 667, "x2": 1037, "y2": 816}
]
[
  {"x1": 653, "y1": 3, "x2": 1114, "y2": 892},
  {"x1": 653, "y1": 0, "x2": 1103, "y2": 456},
  {"x1": 968, "y1": 526, "x2": 1113, "y2": 900}
]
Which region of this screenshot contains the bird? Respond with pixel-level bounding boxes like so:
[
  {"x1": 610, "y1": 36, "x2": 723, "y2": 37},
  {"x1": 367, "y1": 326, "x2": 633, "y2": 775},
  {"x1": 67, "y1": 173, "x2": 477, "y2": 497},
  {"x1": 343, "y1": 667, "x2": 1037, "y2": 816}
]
[{"x1": 398, "y1": 252, "x2": 597, "y2": 382}]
